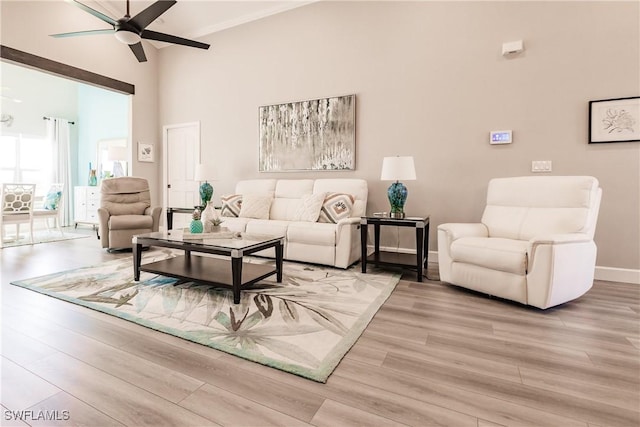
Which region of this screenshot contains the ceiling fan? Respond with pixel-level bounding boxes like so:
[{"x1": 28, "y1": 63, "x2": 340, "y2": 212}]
[{"x1": 51, "y1": 0, "x2": 210, "y2": 63}]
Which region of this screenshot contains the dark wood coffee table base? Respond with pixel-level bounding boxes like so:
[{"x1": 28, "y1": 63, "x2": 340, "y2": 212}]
[
  {"x1": 138, "y1": 255, "x2": 280, "y2": 303},
  {"x1": 133, "y1": 235, "x2": 283, "y2": 304}
]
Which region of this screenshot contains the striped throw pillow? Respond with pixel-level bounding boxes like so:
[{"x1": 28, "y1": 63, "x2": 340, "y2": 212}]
[{"x1": 221, "y1": 194, "x2": 242, "y2": 217}]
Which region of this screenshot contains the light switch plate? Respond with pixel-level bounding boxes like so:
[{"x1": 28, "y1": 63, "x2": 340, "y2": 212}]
[{"x1": 532, "y1": 160, "x2": 552, "y2": 172}]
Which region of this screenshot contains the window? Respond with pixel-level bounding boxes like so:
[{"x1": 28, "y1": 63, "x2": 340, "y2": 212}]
[{"x1": 0, "y1": 134, "x2": 54, "y2": 196}]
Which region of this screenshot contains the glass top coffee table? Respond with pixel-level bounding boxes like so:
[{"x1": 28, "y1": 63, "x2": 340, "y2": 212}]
[{"x1": 133, "y1": 230, "x2": 284, "y2": 304}]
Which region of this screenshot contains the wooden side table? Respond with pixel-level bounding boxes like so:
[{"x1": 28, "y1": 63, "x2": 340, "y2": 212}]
[
  {"x1": 166, "y1": 207, "x2": 201, "y2": 230},
  {"x1": 360, "y1": 215, "x2": 430, "y2": 282}
]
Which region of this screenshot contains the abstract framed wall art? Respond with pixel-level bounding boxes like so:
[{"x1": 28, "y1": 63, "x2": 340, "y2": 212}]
[
  {"x1": 259, "y1": 94, "x2": 356, "y2": 171},
  {"x1": 589, "y1": 96, "x2": 640, "y2": 143}
]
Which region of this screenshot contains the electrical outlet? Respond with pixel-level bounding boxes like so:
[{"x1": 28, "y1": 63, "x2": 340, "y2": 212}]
[{"x1": 532, "y1": 160, "x2": 552, "y2": 172}]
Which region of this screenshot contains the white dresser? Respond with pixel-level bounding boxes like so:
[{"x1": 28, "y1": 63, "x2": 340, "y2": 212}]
[{"x1": 74, "y1": 186, "x2": 100, "y2": 228}]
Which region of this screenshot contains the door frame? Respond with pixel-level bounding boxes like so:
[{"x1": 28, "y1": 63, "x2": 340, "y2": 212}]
[{"x1": 162, "y1": 121, "x2": 201, "y2": 228}]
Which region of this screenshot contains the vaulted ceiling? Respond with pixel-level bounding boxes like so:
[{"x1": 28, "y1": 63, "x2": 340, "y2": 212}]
[{"x1": 81, "y1": 0, "x2": 314, "y2": 47}]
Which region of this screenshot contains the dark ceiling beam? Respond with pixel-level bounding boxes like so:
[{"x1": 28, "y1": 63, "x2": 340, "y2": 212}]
[{"x1": 0, "y1": 45, "x2": 135, "y2": 95}]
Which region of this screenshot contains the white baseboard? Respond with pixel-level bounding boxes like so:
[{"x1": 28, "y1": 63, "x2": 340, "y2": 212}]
[
  {"x1": 372, "y1": 246, "x2": 640, "y2": 285},
  {"x1": 595, "y1": 267, "x2": 640, "y2": 285}
]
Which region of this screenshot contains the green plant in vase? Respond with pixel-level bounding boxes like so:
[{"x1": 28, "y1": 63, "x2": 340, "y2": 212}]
[{"x1": 189, "y1": 208, "x2": 203, "y2": 233}]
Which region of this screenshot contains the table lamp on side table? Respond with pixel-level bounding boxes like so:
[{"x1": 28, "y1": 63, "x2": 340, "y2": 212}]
[{"x1": 380, "y1": 156, "x2": 416, "y2": 219}]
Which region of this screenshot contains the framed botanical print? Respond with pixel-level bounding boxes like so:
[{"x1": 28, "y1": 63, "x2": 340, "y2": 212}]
[{"x1": 589, "y1": 96, "x2": 640, "y2": 143}]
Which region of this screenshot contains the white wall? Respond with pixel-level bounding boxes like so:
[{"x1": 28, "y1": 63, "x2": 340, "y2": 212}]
[{"x1": 158, "y1": 1, "x2": 639, "y2": 271}]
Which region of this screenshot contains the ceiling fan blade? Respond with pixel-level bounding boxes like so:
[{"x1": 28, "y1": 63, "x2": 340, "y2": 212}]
[
  {"x1": 129, "y1": 42, "x2": 147, "y2": 62},
  {"x1": 130, "y1": 0, "x2": 177, "y2": 30},
  {"x1": 51, "y1": 29, "x2": 114, "y2": 38},
  {"x1": 65, "y1": 0, "x2": 117, "y2": 26},
  {"x1": 141, "y1": 30, "x2": 210, "y2": 50}
]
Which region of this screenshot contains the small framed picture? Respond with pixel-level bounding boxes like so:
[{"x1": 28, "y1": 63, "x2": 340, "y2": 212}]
[
  {"x1": 589, "y1": 96, "x2": 640, "y2": 143},
  {"x1": 138, "y1": 143, "x2": 154, "y2": 162}
]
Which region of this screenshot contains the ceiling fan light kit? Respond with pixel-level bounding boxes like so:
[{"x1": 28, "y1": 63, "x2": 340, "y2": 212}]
[
  {"x1": 114, "y1": 30, "x2": 141, "y2": 45},
  {"x1": 51, "y1": 0, "x2": 210, "y2": 62}
]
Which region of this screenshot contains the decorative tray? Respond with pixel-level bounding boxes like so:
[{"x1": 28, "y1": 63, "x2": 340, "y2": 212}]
[{"x1": 180, "y1": 228, "x2": 237, "y2": 240}]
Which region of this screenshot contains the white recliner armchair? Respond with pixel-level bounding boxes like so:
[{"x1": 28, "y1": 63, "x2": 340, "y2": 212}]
[{"x1": 438, "y1": 176, "x2": 602, "y2": 309}]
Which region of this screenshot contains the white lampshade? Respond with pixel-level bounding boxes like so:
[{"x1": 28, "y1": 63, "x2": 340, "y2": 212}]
[
  {"x1": 107, "y1": 146, "x2": 127, "y2": 161},
  {"x1": 194, "y1": 163, "x2": 216, "y2": 181},
  {"x1": 380, "y1": 156, "x2": 417, "y2": 181},
  {"x1": 115, "y1": 30, "x2": 141, "y2": 45}
]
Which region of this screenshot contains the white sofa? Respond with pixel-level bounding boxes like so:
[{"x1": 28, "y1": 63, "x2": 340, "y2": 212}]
[
  {"x1": 220, "y1": 179, "x2": 368, "y2": 268},
  {"x1": 438, "y1": 176, "x2": 602, "y2": 309}
]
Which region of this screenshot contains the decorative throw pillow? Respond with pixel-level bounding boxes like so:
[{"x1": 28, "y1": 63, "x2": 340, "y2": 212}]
[
  {"x1": 221, "y1": 194, "x2": 242, "y2": 217},
  {"x1": 239, "y1": 194, "x2": 273, "y2": 219},
  {"x1": 293, "y1": 192, "x2": 325, "y2": 222},
  {"x1": 318, "y1": 193, "x2": 355, "y2": 224},
  {"x1": 43, "y1": 190, "x2": 62, "y2": 210}
]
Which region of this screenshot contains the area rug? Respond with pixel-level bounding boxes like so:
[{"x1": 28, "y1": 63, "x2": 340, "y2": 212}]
[
  {"x1": 10, "y1": 249, "x2": 400, "y2": 382},
  {"x1": 1, "y1": 229, "x2": 90, "y2": 248}
]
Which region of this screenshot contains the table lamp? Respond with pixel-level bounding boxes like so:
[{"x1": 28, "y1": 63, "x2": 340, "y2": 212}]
[
  {"x1": 380, "y1": 156, "x2": 416, "y2": 219},
  {"x1": 194, "y1": 163, "x2": 214, "y2": 206},
  {"x1": 107, "y1": 146, "x2": 127, "y2": 178}
]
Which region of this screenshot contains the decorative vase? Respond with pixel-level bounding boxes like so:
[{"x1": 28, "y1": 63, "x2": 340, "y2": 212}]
[
  {"x1": 201, "y1": 201, "x2": 216, "y2": 232},
  {"x1": 199, "y1": 181, "x2": 213, "y2": 205},
  {"x1": 88, "y1": 169, "x2": 97, "y2": 186},
  {"x1": 189, "y1": 220, "x2": 203, "y2": 234}
]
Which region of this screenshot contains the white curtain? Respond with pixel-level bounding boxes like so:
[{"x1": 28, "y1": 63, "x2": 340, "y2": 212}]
[{"x1": 46, "y1": 118, "x2": 73, "y2": 227}]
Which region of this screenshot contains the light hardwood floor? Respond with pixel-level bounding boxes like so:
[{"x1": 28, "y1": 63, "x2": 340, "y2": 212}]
[{"x1": 1, "y1": 230, "x2": 639, "y2": 427}]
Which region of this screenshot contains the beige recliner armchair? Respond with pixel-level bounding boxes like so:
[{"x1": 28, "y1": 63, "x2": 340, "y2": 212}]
[
  {"x1": 98, "y1": 177, "x2": 161, "y2": 250},
  {"x1": 438, "y1": 176, "x2": 602, "y2": 309}
]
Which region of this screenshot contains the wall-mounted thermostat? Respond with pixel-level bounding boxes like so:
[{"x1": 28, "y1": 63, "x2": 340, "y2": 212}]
[{"x1": 490, "y1": 130, "x2": 513, "y2": 145}]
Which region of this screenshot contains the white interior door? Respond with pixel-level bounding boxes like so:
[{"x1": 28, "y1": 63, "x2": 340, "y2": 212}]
[{"x1": 163, "y1": 122, "x2": 200, "y2": 230}]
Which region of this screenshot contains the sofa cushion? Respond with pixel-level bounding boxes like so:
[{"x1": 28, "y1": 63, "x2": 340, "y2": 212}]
[
  {"x1": 270, "y1": 198, "x2": 303, "y2": 221},
  {"x1": 221, "y1": 194, "x2": 242, "y2": 217},
  {"x1": 219, "y1": 217, "x2": 251, "y2": 232},
  {"x1": 450, "y1": 237, "x2": 529, "y2": 275},
  {"x1": 287, "y1": 222, "x2": 336, "y2": 246},
  {"x1": 318, "y1": 193, "x2": 354, "y2": 223},
  {"x1": 239, "y1": 194, "x2": 273, "y2": 219},
  {"x1": 275, "y1": 179, "x2": 314, "y2": 198},
  {"x1": 245, "y1": 219, "x2": 290, "y2": 237},
  {"x1": 268, "y1": 180, "x2": 315, "y2": 220},
  {"x1": 109, "y1": 214, "x2": 153, "y2": 231},
  {"x1": 236, "y1": 179, "x2": 277, "y2": 196},
  {"x1": 293, "y1": 192, "x2": 325, "y2": 222},
  {"x1": 481, "y1": 176, "x2": 600, "y2": 240}
]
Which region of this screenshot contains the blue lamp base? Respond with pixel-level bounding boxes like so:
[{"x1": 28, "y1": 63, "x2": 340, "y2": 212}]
[
  {"x1": 387, "y1": 181, "x2": 408, "y2": 218},
  {"x1": 199, "y1": 181, "x2": 213, "y2": 206}
]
